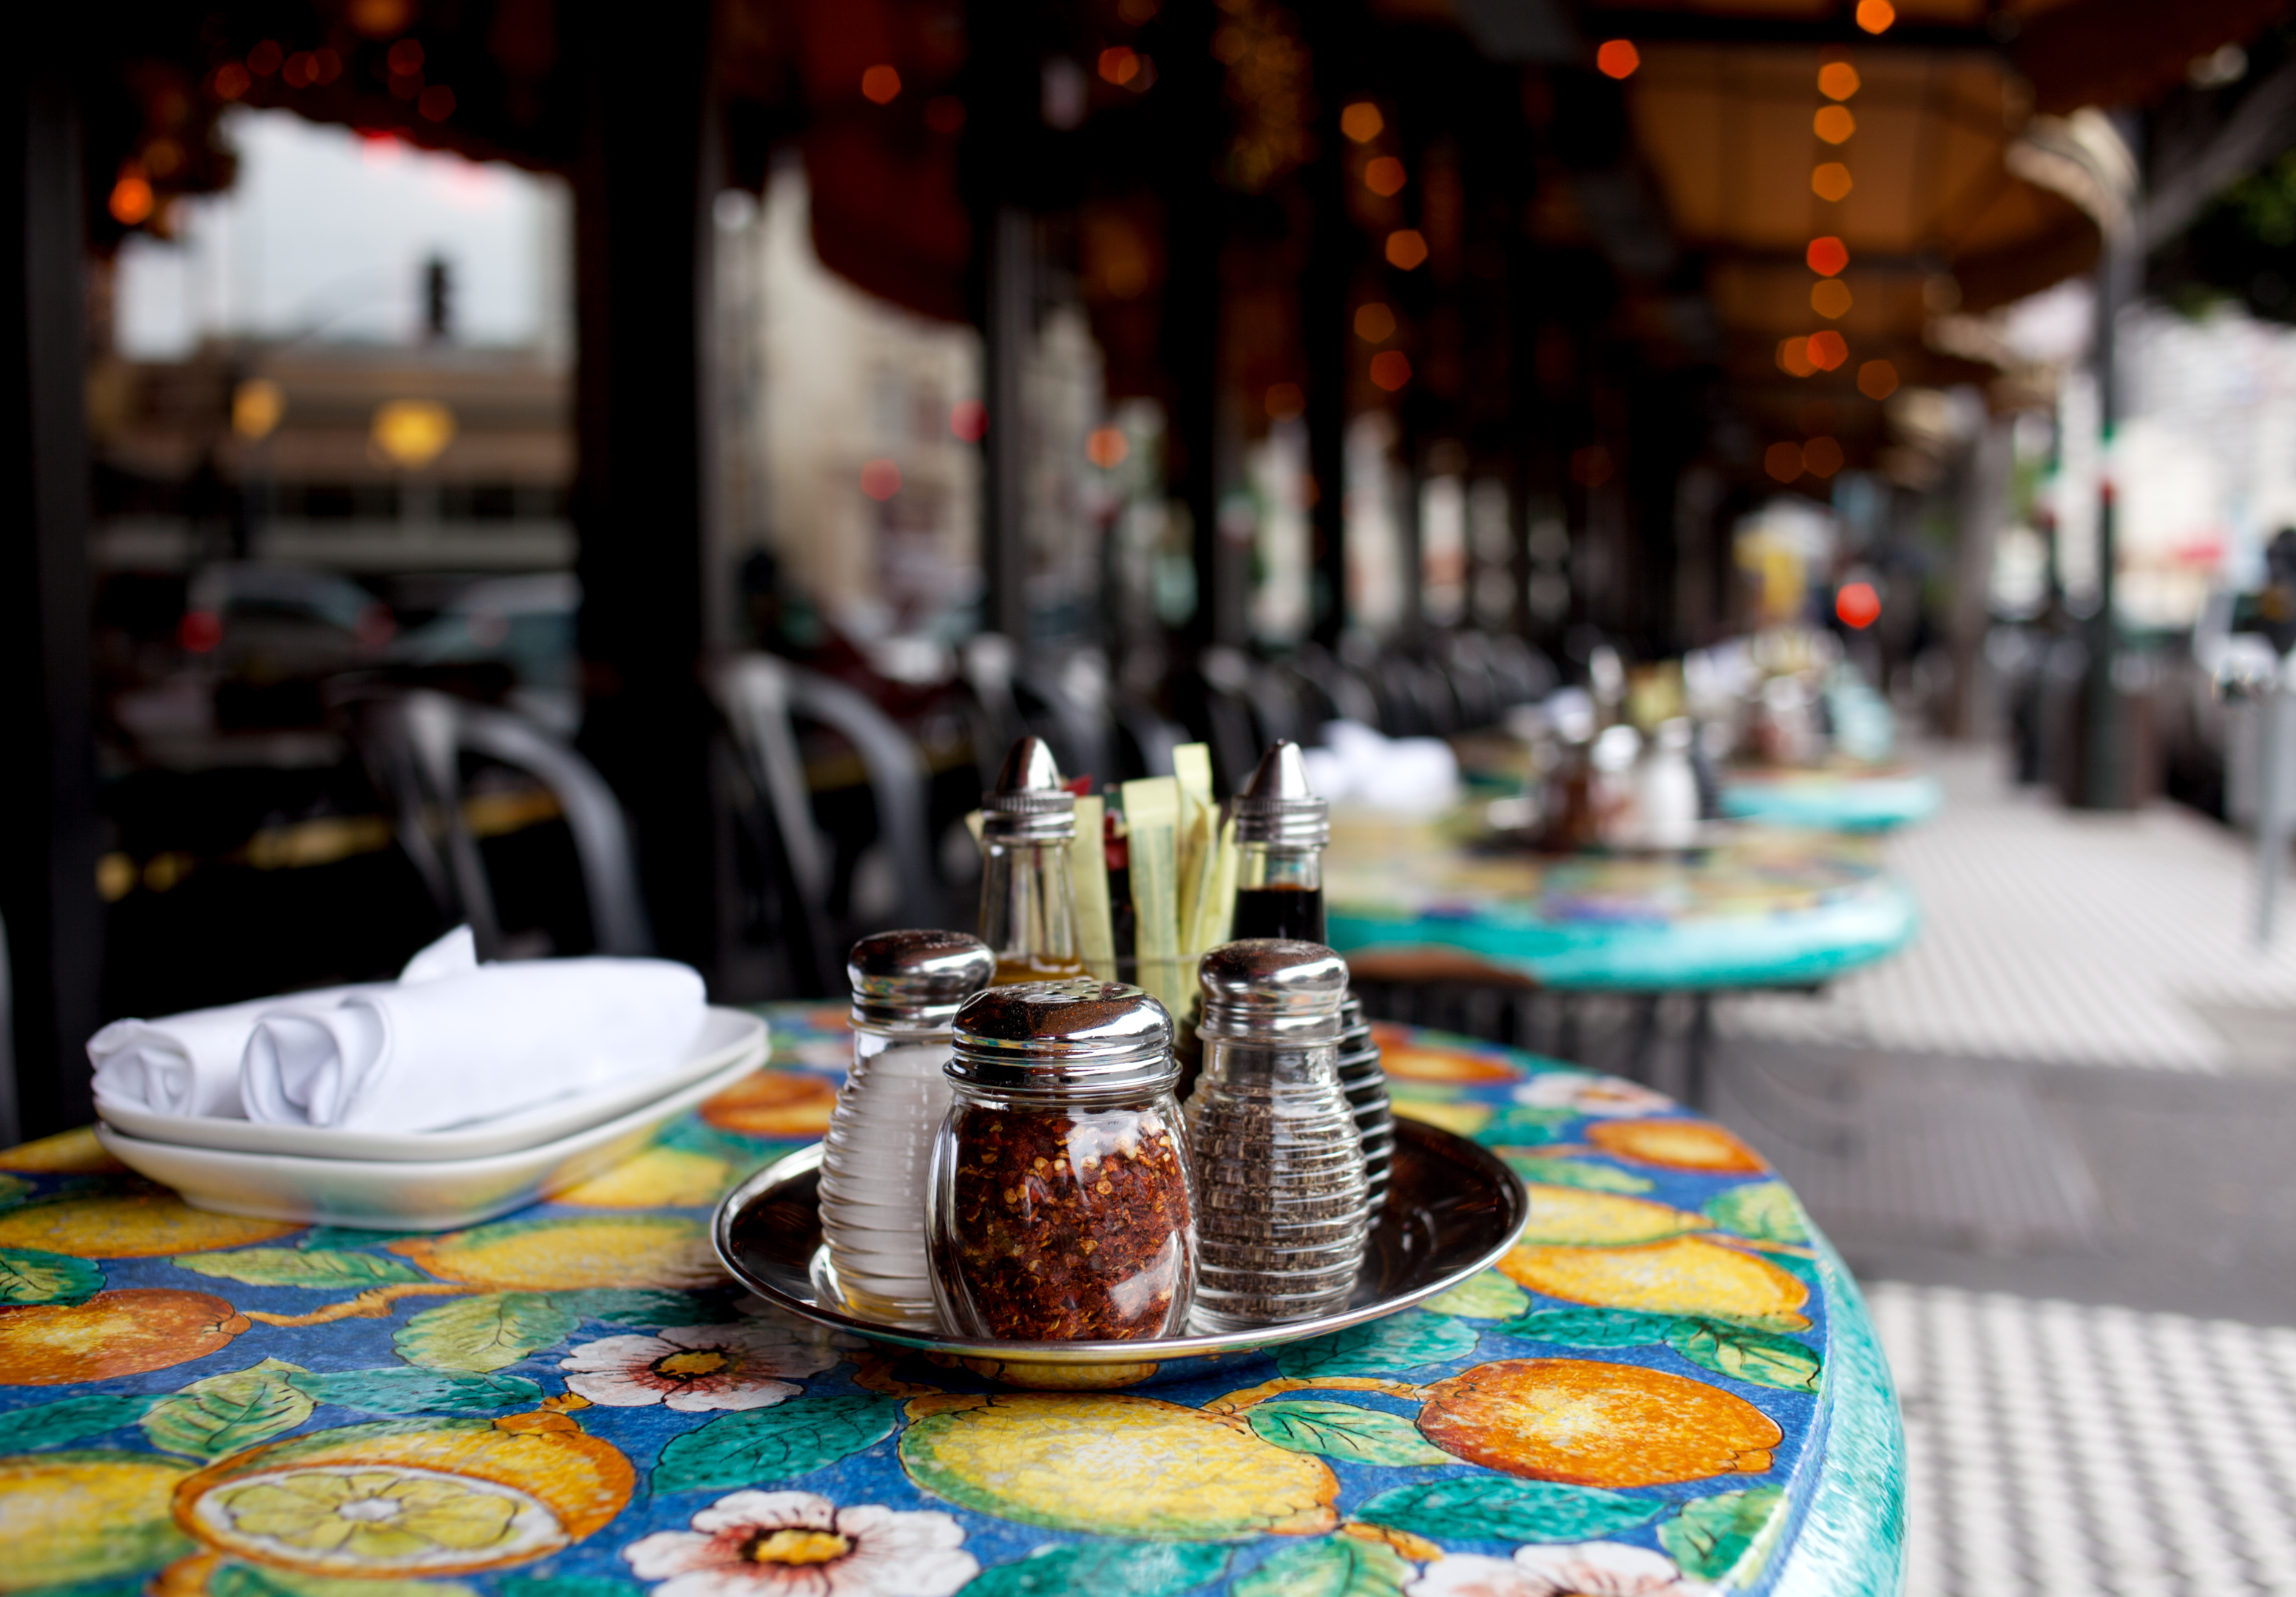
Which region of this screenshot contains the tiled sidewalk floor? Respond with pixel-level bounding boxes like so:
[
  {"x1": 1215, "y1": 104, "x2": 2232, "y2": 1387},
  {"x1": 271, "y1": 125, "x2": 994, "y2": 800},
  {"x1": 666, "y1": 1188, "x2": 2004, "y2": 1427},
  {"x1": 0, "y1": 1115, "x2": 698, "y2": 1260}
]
[
  {"x1": 1869, "y1": 1282, "x2": 2296, "y2": 1597},
  {"x1": 1722, "y1": 748, "x2": 2296, "y2": 1071}
]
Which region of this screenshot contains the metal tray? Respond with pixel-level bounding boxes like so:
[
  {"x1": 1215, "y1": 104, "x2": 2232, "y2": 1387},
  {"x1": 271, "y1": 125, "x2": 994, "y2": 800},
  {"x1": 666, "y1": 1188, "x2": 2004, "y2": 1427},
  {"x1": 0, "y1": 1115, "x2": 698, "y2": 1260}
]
[{"x1": 713, "y1": 1117, "x2": 1528, "y2": 1388}]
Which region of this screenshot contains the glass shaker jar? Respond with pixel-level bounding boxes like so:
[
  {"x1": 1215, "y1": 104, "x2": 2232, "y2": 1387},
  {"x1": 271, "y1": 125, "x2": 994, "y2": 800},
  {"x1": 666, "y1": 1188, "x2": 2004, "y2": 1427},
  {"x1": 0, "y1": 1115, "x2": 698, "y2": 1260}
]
[
  {"x1": 929, "y1": 980, "x2": 1193, "y2": 1340},
  {"x1": 1229, "y1": 741, "x2": 1392, "y2": 1215},
  {"x1": 818, "y1": 929, "x2": 996, "y2": 1329},
  {"x1": 1186, "y1": 939, "x2": 1369, "y2": 1332},
  {"x1": 979, "y1": 738, "x2": 1088, "y2": 986}
]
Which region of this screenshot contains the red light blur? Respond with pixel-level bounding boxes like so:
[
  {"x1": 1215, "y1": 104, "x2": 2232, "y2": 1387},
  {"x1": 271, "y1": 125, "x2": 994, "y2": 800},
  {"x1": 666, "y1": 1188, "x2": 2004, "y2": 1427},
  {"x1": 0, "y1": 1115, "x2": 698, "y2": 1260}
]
[
  {"x1": 1806, "y1": 236, "x2": 1849, "y2": 277},
  {"x1": 179, "y1": 611, "x2": 223, "y2": 654},
  {"x1": 861, "y1": 64, "x2": 901, "y2": 104},
  {"x1": 949, "y1": 400, "x2": 988, "y2": 442},
  {"x1": 1087, "y1": 427, "x2": 1129, "y2": 468},
  {"x1": 387, "y1": 38, "x2": 424, "y2": 73},
  {"x1": 1764, "y1": 442, "x2": 1804, "y2": 482},
  {"x1": 860, "y1": 459, "x2": 903, "y2": 500},
  {"x1": 283, "y1": 51, "x2": 317, "y2": 87},
  {"x1": 248, "y1": 41, "x2": 283, "y2": 75},
  {"x1": 109, "y1": 172, "x2": 155, "y2": 226},
  {"x1": 1369, "y1": 350, "x2": 1412, "y2": 391},
  {"x1": 418, "y1": 85, "x2": 455, "y2": 121},
  {"x1": 1806, "y1": 330, "x2": 1849, "y2": 370},
  {"x1": 1099, "y1": 47, "x2": 1139, "y2": 86},
  {"x1": 1837, "y1": 581, "x2": 1880, "y2": 628},
  {"x1": 1384, "y1": 229, "x2": 1428, "y2": 271},
  {"x1": 214, "y1": 63, "x2": 252, "y2": 100},
  {"x1": 1596, "y1": 40, "x2": 1640, "y2": 80}
]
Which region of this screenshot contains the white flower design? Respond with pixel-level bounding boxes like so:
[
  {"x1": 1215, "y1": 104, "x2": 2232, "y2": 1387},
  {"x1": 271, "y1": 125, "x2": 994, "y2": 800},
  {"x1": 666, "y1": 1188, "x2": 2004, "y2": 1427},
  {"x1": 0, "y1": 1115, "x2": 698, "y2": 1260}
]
[
  {"x1": 625, "y1": 1490, "x2": 976, "y2": 1597},
  {"x1": 1407, "y1": 1542, "x2": 1712, "y2": 1597},
  {"x1": 1512, "y1": 1071, "x2": 1673, "y2": 1119},
  {"x1": 559, "y1": 1323, "x2": 836, "y2": 1412}
]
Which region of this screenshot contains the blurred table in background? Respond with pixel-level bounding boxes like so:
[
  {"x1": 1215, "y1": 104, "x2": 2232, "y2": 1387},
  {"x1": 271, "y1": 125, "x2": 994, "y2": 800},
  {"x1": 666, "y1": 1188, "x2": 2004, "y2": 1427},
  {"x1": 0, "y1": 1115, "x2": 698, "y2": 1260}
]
[{"x1": 1718, "y1": 765, "x2": 1941, "y2": 833}]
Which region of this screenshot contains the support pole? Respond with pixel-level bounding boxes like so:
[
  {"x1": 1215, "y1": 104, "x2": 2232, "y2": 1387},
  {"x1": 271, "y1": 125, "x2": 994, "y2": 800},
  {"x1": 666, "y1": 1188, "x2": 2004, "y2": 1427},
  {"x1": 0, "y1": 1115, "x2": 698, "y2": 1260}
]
[
  {"x1": 0, "y1": 55, "x2": 100, "y2": 1141},
  {"x1": 2076, "y1": 114, "x2": 2141, "y2": 810}
]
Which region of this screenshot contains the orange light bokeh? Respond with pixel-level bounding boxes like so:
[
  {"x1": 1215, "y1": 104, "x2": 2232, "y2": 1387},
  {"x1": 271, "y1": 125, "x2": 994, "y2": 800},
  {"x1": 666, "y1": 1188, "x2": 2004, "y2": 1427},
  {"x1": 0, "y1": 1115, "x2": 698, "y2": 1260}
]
[
  {"x1": 1341, "y1": 102, "x2": 1384, "y2": 143},
  {"x1": 1814, "y1": 105, "x2": 1855, "y2": 145},
  {"x1": 1098, "y1": 47, "x2": 1139, "y2": 85},
  {"x1": 1806, "y1": 236, "x2": 1849, "y2": 276},
  {"x1": 1369, "y1": 350, "x2": 1412, "y2": 392},
  {"x1": 1837, "y1": 580, "x2": 1881, "y2": 628},
  {"x1": 1355, "y1": 302, "x2": 1397, "y2": 342},
  {"x1": 1364, "y1": 156, "x2": 1406, "y2": 197},
  {"x1": 1807, "y1": 330, "x2": 1849, "y2": 370},
  {"x1": 1384, "y1": 229, "x2": 1428, "y2": 270},
  {"x1": 1856, "y1": 0, "x2": 1897, "y2": 33},
  {"x1": 1765, "y1": 442, "x2": 1804, "y2": 482},
  {"x1": 108, "y1": 172, "x2": 155, "y2": 226},
  {"x1": 1858, "y1": 360, "x2": 1900, "y2": 400},
  {"x1": 1087, "y1": 427, "x2": 1130, "y2": 467},
  {"x1": 1812, "y1": 163, "x2": 1853, "y2": 203},
  {"x1": 214, "y1": 62, "x2": 251, "y2": 100},
  {"x1": 861, "y1": 64, "x2": 901, "y2": 104},
  {"x1": 1812, "y1": 279, "x2": 1852, "y2": 319},
  {"x1": 1818, "y1": 62, "x2": 1860, "y2": 101},
  {"x1": 1596, "y1": 40, "x2": 1640, "y2": 80},
  {"x1": 1266, "y1": 383, "x2": 1305, "y2": 421},
  {"x1": 1778, "y1": 337, "x2": 1817, "y2": 378},
  {"x1": 860, "y1": 458, "x2": 903, "y2": 500},
  {"x1": 1803, "y1": 435, "x2": 1846, "y2": 477}
]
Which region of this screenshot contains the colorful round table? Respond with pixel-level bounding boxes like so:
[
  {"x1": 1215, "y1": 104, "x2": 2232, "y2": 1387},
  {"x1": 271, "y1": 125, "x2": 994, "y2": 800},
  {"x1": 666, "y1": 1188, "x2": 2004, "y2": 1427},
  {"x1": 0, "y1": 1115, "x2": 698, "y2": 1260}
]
[
  {"x1": 1717, "y1": 767, "x2": 1941, "y2": 833},
  {"x1": 0, "y1": 1005, "x2": 1903, "y2": 1597},
  {"x1": 1325, "y1": 812, "x2": 1917, "y2": 991}
]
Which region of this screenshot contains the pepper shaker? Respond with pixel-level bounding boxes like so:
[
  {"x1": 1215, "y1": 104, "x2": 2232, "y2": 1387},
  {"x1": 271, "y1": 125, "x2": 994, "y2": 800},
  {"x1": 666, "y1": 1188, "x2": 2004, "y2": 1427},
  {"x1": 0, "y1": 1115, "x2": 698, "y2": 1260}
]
[
  {"x1": 1185, "y1": 940, "x2": 1369, "y2": 1332},
  {"x1": 929, "y1": 980, "x2": 1194, "y2": 1340},
  {"x1": 817, "y1": 930, "x2": 996, "y2": 1329},
  {"x1": 1229, "y1": 742, "x2": 1393, "y2": 1214}
]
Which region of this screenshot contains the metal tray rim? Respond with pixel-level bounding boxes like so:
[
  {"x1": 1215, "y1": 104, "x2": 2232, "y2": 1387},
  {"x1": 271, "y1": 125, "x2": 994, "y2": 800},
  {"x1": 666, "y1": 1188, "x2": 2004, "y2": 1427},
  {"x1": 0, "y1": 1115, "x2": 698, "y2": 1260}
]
[{"x1": 712, "y1": 1118, "x2": 1529, "y2": 1366}]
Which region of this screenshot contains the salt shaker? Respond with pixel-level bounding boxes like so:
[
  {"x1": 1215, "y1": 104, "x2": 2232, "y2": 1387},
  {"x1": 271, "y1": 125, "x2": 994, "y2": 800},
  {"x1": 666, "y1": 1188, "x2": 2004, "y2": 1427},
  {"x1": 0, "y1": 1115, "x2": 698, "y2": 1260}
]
[
  {"x1": 817, "y1": 929, "x2": 995, "y2": 1329},
  {"x1": 1228, "y1": 742, "x2": 1393, "y2": 1215},
  {"x1": 1185, "y1": 940, "x2": 1369, "y2": 1331},
  {"x1": 929, "y1": 980, "x2": 1194, "y2": 1340}
]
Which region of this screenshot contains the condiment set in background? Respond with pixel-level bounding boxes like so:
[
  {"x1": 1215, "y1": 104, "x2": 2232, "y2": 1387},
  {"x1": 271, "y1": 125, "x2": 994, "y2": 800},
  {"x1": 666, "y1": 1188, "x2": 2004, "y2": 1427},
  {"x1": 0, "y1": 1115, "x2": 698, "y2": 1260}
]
[{"x1": 813, "y1": 732, "x2": 1387, "y2": 1343}]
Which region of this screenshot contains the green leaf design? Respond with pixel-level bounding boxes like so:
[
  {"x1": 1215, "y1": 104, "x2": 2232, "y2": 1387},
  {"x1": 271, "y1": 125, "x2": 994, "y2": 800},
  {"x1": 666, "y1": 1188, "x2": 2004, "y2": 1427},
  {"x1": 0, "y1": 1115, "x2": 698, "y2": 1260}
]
[
  {"x1": 287, "y1": 1368, "x2": 543, "y2": 1414},
  {"x1": 0, "y1": 1173, "x2": 32, "y2": 1212},
  {"x1": 1498, "y1": 1306, "x2": 1682, "y2": 1348},
  {"x1": 1246, "y1": 1401, "x2": 1453, "y2": 1467},
  {"x1": 1500, "y1": 1155, "x2": 1654, "y2": 1194},
  {"x1": 1355, "y1": 1476, "x2": 1665, "y2": 1543},
  {"x1": 297, "y1": 1226, "x2": 427, "y2": 1252},
  {"x1": 653, "y1": 1395, "x2": 901, "y2": 1493},
  {"x1": 0, "y1": 1392, "x2": 155, "y2": 1450},
  {"x1": 498, "y1": 1579, "x2": 648, "y2": 1597},
  {"x1": 1704, "y1": 1182, "x2": 1809, "y2": 1244},
  {"x1": 961, "y1": 1541, "x2": 1230, "y2": 1597},
  {"x1": 1421, "y1": 1271, "x2": 1530, "y2": 1320},
  {"x1": 1275, "y1": 1312, "x2": 1478, "y2": 1377},
  {"x1": 1479, "y1": 1106, "x2": 1575, "y2": 1145},
  {"x1": 561, "y1": 1288, "x2": 727, "y2": 1326},
  {"x1": 1660, "y1": 1487, "x2": 1787, "y2": 1583},
  {"x1": 140, "y1": 1358, "x2": 314, "y2": 1459},
  {"x1": 0, "y1": 1246, "x2": 104, "y2": 1306},
  {"x1": 393, "y1": 1292, "x2": 579, "y2": 1373},
  {"x1": 1665, "y1": 1320, "x2": 1823, "y2": 1392},
  {"x1": 172, "y1": 1248, "x2": 426, "y2": 1288},
  {"x1": 1232, "y1": 1537, "x2": 1410, "y2": 1597}
]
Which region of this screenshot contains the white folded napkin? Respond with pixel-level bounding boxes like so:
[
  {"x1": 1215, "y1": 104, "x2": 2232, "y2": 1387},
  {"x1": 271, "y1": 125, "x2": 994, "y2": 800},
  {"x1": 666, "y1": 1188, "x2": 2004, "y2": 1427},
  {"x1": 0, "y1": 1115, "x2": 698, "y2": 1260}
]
[
  {"x1": 240, "y1": 957, "x2": 708, "y2": 1133},
  {"x1": 89, "y1": 926, "x2": 479, "y2": 1118}
]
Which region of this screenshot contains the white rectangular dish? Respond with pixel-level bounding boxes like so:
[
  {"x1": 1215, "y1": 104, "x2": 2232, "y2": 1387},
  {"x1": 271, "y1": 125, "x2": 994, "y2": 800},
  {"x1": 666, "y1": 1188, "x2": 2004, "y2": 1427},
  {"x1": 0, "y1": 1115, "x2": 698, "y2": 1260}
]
[
  {"x1": 94, "y1": 1029, "x2": 770, "y2": 1230},
  {"x1": 97, "y1": 1008, "x2": 766, "y2": 1162}
]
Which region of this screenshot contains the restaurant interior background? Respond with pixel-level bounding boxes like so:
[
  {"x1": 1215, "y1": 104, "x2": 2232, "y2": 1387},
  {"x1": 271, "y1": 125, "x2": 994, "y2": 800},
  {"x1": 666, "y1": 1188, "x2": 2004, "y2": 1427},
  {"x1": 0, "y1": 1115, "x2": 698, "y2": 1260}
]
[{"x1": 13, "y1": 0, "x2": 2296, "y2": 1588}]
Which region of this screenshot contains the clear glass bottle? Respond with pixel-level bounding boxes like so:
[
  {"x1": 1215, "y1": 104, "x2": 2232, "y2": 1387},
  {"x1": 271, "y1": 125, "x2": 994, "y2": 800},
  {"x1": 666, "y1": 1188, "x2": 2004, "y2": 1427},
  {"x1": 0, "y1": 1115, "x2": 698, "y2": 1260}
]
[
  {"x1": 979, "y1": 737, "x2": 1087, "y2": 986},
  {"x1": 1228, "y1": 741, "x2": 1392, "y2": 1215},
  {"x1": 929, "y1": 980, "x2": 1193, "y2": 1340},
  {"x1": 817, "y1": 929, "x2": 996, "y2": 1329},
  {"x1": 1185, "y1": 939, "x2": 1369, "y2": 1332}
]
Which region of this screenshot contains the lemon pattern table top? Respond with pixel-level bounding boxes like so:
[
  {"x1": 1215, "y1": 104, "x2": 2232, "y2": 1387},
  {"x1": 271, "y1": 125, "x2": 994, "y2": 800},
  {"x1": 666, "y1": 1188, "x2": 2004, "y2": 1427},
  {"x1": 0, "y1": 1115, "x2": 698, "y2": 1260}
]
[{"x1": 0, "y1": 1006, "x2": 1903, "y2": 1597}]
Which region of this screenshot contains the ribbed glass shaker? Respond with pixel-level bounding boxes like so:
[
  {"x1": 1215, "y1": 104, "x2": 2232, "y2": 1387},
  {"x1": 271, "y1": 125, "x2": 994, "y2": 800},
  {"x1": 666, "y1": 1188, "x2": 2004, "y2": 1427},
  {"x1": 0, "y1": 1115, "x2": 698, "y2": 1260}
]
[
  {"x1": 1337, "y1": 996, "x2": 1393, "y2": 1217},
  {"x1": 818, "y1": 930, "x2": 996, "y2": 1329},
  {"x1": 979, "y1": 738, "x2": 1086, "y2": 986},
  {"x1": 1185, "y1": 940, "x2": 1369, "y2": 1332},
  {"x1": 929, "y1": 980, "x2": 1193, "y2": 1341}
]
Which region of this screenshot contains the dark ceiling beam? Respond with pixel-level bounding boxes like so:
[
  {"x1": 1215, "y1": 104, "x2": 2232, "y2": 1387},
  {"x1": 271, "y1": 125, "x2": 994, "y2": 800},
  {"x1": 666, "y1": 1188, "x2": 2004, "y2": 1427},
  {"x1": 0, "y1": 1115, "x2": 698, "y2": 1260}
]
[{"x1": 1574, "y1": 11, "x2": 2007, "y2": 52}]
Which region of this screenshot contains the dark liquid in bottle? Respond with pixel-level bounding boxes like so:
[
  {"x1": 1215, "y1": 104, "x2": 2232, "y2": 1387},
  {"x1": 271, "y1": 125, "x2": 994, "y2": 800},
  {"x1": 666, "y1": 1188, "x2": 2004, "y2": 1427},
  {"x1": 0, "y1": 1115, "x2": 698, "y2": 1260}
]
[{"x1": 1229, "y1": 884, "x2": 1327, "y2": 943}]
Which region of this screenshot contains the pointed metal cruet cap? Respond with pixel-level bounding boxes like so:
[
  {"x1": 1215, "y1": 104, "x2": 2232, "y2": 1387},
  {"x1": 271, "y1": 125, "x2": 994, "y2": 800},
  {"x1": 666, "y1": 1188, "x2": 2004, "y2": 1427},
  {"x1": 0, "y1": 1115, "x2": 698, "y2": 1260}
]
[
  {"x1": 981, "y1": 736, "x2": 1076, "y2": 838},
  {"x1": 1232, "y1": 739, "x2": 1330, "y2": 846}
]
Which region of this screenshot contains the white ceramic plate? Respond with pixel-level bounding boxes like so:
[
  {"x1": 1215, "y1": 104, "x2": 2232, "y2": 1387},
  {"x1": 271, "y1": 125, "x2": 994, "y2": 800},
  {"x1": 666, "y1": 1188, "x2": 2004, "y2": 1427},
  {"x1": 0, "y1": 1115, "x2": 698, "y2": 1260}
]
[
  {"x1": 97, "y1": 1008, "x2": 767, "y2": 1162},
  {"x1": 95, "y1": 1042, "x2": 770, "y2": 1231}
]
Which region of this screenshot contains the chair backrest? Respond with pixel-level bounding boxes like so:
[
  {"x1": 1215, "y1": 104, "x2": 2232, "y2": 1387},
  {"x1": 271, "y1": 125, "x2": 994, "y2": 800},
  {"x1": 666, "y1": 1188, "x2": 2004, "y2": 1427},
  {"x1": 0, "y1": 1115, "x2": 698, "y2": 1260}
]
[
  {"x1": 342, "y1": 687, "x2": 653, "y2": 960},
  {"x1": 713, "y1": 653, "x2": 944, "y2": 959}
]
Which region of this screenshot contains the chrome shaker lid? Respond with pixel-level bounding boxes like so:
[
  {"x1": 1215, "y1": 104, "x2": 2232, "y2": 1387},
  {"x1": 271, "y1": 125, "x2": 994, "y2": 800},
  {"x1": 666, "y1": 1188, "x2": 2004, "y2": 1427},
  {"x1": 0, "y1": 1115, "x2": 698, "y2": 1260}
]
[
  {"x1": 1231, "y1": 741, "x2": 1329, "y2": 848},
  {"x1": 981, "y1": 737, "x2": 1077, "y2": 843},
  {"x1": 1196, "y1": 938, "x2": 1349, "y2": 1042},
  {"x1": 847, "y1": 929, "x2": 997, "y2": 1030},
  {"x1": 949, "y1": 980, "x2": 1175, "y2": 1091}
]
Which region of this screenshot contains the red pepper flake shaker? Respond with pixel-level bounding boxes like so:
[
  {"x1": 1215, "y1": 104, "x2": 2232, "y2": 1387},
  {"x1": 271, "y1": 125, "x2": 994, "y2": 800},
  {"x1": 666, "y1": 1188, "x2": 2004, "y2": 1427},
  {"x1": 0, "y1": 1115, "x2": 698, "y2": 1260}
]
[{"x1": 928, "y1": 980, "x2": 1195, "y2": 1341}]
